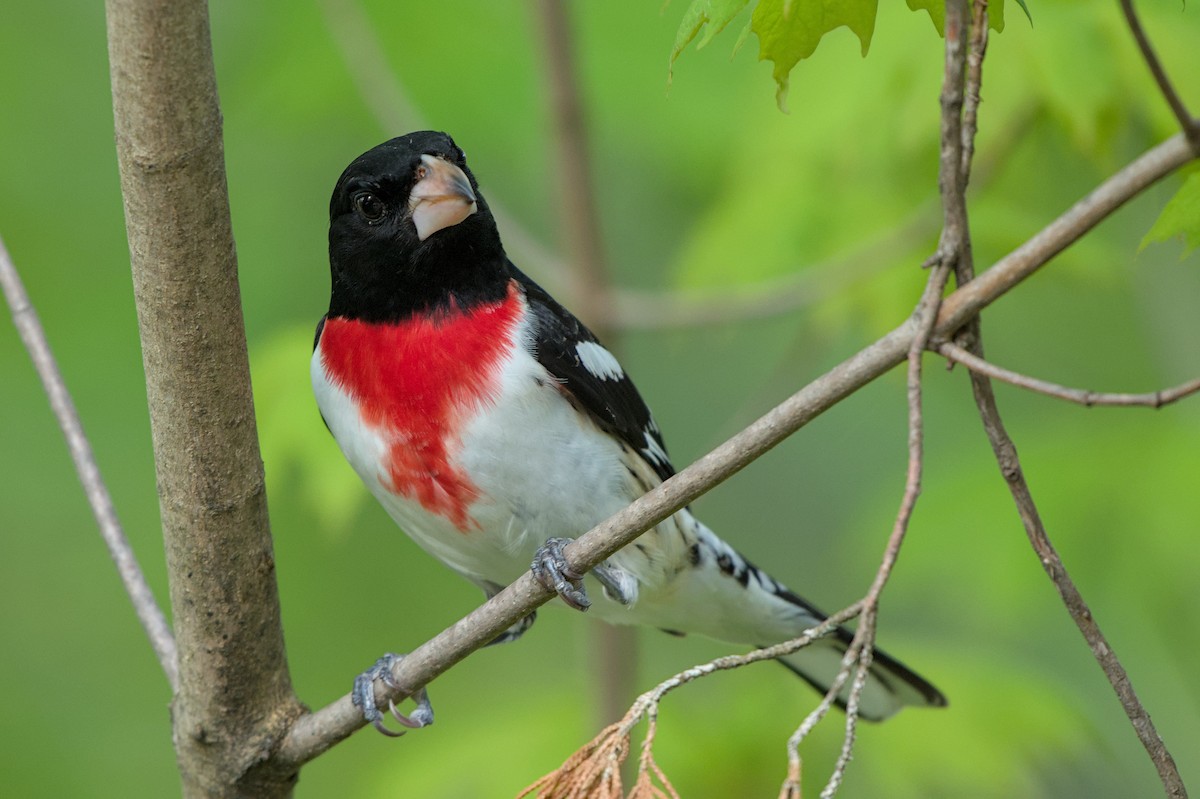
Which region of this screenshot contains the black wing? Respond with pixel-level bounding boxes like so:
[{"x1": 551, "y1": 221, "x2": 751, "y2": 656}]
[{"x1": 508, "y1": 263, "x2": 675, "y2": 484}]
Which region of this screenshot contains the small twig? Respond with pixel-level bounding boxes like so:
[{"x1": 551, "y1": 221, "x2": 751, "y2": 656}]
[
  {"x1": 1119, "y1": 0, "x2": 1200, "y2": 152},
  {"x1": 966, "y1": 366, "x2": 1189, "y2": 799},
  {"x1": 960, "y1": 0, "x2": 990, "y2": 184},
  {"x1": 803, "y1": 10, "x2": 974, "y2": 797},
  {"x1": 936, "y1": 341, "x2": 1200, "y2": 408},
  {"x1": 881, "y1": 267, "x2": 952, "y2": 601},
  {"x1": 925, "y1": 0, "x2": 968, "y2": 276},
  {"x1": 820, "y1": 623, "x2": 874, "y2": 799},
  {"x1": 818, "y1": 262, "x2": 953, "y2": 799},
  {"x1": 518, "y1": 609, "x2": 857, "y2": 799},
  {"x1": 0, "y1": 234, "x2": 178, "y2": 690},
  {"x1": 781, "y1": 644, "x2": 853, "y2": 796},
  {"x1": 628, "y1": 607, "x2": 856, "y2": 729},
  {"x1": 780, "y1": 636, "x2": 860, "y2": 799},
  {"x1": 945, "y1": 0, "x2": 984, "y2": 353},
  {"x1": 781, "y1": 250, "x2": 954, "y2": 799},
  {"x1": 810, "y1": 12, "x2": 972, "y2": 794}
]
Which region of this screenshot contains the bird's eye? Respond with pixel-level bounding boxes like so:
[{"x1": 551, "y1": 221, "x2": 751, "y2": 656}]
[{"x1": 353, "y1": 192, "x2": 386, "y2": 223}]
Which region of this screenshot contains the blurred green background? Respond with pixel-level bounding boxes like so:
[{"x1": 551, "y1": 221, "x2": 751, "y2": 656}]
[{"x1": 2, "y1": 1, "x2": 1198, "y2": 796}]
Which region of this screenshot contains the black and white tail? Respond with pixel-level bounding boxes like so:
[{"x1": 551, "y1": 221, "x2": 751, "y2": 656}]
[{"x1": 625, "y1": 511, "x2": 947, "y2": 720}]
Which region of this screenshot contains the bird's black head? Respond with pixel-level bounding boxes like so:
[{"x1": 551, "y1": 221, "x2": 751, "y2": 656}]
[{"x1": 326, "y1": 131, "x2": 508, "y2": 322}]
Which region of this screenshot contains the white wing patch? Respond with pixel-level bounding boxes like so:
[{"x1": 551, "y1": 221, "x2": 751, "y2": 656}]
[
  {"x1": 641, "y1": 430, "x2": 670, "y2": 469},
  {"x1": 575, "y1": 340, "x2": 625, "y2": 381}
]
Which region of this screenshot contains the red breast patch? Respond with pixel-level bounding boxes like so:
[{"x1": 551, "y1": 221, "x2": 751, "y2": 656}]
[{"x1": 319, "y1": 281, "x2": 524, "y2": 531}]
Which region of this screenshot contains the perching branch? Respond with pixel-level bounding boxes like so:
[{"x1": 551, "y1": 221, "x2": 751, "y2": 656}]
[
  {"x1": 274, "y1": 127, "x2": 1197, "y2": 769},
  {"x1": 936, "y1": 341, "x2": 1200, "y2": 408},
  {"x1": 1119, "y1": 0, "x2": 1200, "y2": 152},
  {"x1": 0, "y1": 234, "x2": 178, "y2": 690},
  {"x1": 104, "y1": 0, "x2": 303, "y2": 795}
]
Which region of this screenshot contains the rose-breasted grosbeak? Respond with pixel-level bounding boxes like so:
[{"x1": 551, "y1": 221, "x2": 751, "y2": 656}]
[{"x1": 312, "y1": 131, "x2": 945, "y2": 733}]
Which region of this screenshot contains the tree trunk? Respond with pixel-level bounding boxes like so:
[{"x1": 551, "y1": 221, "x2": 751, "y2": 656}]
[{"x1": 104, "y1": 1, "x2": 304, "y2": 795}]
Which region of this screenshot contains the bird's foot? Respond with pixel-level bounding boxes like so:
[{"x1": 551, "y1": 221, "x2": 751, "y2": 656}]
[
  {"x1": 351, "y1": 653, "x2": 434, "y2": 737},
  {"x1": 531, "y1": 537, "x2": 590, "y2": 610}
]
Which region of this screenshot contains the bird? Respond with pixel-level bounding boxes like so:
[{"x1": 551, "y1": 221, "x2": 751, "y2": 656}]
[{"x1": 311, "y1": 130, "x2": 946, "y2": 734}]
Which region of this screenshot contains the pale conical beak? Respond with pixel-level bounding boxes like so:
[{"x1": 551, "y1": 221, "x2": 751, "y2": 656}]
[{"x1": 408, "y1": 154, "x2": 478, "y2": 241}]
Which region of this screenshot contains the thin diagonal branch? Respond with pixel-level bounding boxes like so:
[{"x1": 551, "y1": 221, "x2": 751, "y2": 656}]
[
  {"x1": 936, "y1": 341, "x2": 1200, "y2": 408},
  {"x1": 935, "y1": 133, "x2": 1192, "y2": 334},
  {"x1": 779, "y1": 263, "x2": 953, "y2": 799},
  {"x1": 879, "y1": 269, "x2": 955, "y2": 601},
  {"x1": 274, "y1": 130, "x2": 1196, "y2": 769},
  {"x1": 784, "y1": 259, "x2": 956, "y2": 799},
  {"x1": 0, "y1": 234, "x2": 178, "y2": 690},
  {"x1": 966, "y1": 366, "x2": 1189, "y2": 798},
  {"x1": 1119, "y1": 0, "x2": 1200, "y2": 152}
]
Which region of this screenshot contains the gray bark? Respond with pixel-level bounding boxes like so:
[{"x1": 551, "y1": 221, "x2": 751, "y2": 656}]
[{"x1": 105, "y1": 1, "x2": 304, "y2": 795}]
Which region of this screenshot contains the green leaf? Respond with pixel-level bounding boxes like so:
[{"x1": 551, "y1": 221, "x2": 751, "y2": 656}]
[
  {"x1": 1012, "y1": 0, "x2": 1032, "y2": 26},
  {"x1": 753, "y1": 0, "x2": 879, "y2": 110},
  {"x1": 1141, "y1": 171, "x2": 1200, "y2": 254},
  {"x1": 671, "y1": 0, "x2": 1028, "y2": 110},
  {"x1": 670, "y1": 0, "x2": 752, "y2": 80},
  {"x1": 906, "y1": 0, "x2": 1011, "y2": 36}
]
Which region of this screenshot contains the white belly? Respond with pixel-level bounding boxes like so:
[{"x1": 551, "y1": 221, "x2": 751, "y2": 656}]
[{"x1": 312, "y1": 329, "x2": 636, "y2": 588}]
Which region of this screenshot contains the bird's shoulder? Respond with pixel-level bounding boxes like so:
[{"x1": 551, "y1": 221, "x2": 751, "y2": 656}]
[{"x1": 508, "y1": 264, "x2": 675, "y2": 483}]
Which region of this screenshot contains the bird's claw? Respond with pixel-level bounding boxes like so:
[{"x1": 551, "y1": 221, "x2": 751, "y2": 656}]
[
  {"x1": 352, "y1": 653, "x2": 434, "y2": 737},
  {"x1": 531, "y1": 537, "x2": 590, "y2": 610}
]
